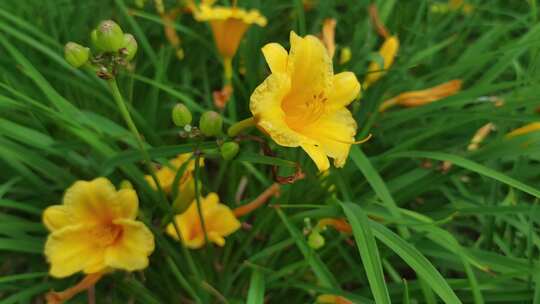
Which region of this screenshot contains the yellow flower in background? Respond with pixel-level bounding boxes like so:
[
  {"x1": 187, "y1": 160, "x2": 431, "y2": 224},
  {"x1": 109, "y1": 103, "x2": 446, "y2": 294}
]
[
  {"x1": 166, "y1": 193, "x2": 241, "y2": 249},
  {"x1": 506, "y1": 122, "x2": 540, "y2": 138},
  {"x1": 250, "y1": 32, "x2": 360, "y2": 171},
  {"x1": 364, "y1": 35, "x2": 399, "y2": 88},
  {"x1": 145, "y1": 153, "x2": 202, "y2": 194},
  {"x1": 193, "y1": 4, "x2": 267, "y2": 61},
  {"x1": 43, "y1": 178, "x2": 154, "y2": 278}
]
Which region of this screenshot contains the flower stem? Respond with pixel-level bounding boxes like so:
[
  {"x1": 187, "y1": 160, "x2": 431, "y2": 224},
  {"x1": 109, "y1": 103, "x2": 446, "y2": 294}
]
[
  {"x1": 227, "y1": 117, "x2": 256, "y2": 137},
  {"x1": 233, "y1": 183, "x2": 280, "y2": 217},
  {"x1": 46, "y1": 272, "x2": 104, "y2": 304},
  {"x1": 106, "y1": 79, "x2": 167, "y2": 200}
]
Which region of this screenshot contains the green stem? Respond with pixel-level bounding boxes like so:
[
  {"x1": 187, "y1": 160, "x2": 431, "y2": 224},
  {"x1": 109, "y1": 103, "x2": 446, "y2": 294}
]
[
  {"x1": 107, "y1": 78, "x2": 204, "y2": 296},
  {"x1": 227, "y1": 117, "x2": 256, "y2": 137},
  {"x1": 107, "y1": 78, "x2": 166, "y2": 197}
]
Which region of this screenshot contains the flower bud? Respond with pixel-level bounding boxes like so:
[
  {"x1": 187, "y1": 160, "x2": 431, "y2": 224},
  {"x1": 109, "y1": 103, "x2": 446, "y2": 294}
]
[
  {"x1": 308, "y1": 231, "x2": 325, "y2": 249},
  {"x1": 122, "y1": 33, "x2": 138, "y2": 61},
  {"x1": 64, "y1": 42, "x2": 90, "y2": 68},
  {"x1": 220, "y1": 142, "x2": 239, "y2": 160},
  {"x1": 199, "y1": 111, "x2": 223, "y2": 137},
  {"x1": 95, "y1": 20, "x2": 124, "y2": 52},
  {"x1": 172, "y1": 103, "x2": 192, "y2": 127}
]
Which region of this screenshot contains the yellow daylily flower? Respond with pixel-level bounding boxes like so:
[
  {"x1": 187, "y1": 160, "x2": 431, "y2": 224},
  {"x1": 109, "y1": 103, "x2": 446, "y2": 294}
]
[
  {"x1": 364, "y1": 35, "x2": 399, "y2": 88},
  {"x1": 193, "y1": 4, "x2": 267, "y2": 62},
  {"x1": 250, "y1": 32, "x2": 361, "y2": 171},
  {"x1": 166, "y1": 193, "x2": 241, "y2": 249},
  {"x1": 145, "y1": 153, "x2": 202, "y2": 195},
  {"x1": 506, "y1": 122, "x2": 540, "y2": 138},
  {"x1": 43, "y1": 177, "x2": 155, "y2": 278}
]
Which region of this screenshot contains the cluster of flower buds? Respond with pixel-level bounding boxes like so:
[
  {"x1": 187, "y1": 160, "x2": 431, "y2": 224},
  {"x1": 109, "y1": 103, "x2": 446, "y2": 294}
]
[
  {"x1": 64, "y1": 20, "x2": 138, "y2": 79},
  {"x1": 172, "y1": 103, "x2": 239, "y2": 160}
]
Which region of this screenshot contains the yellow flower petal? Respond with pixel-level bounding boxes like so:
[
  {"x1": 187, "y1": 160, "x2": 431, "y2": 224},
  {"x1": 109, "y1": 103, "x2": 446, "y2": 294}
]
[
  {"x1": 115, "y1": 188, "x2": 139, "y2": 220},
  {"x1": 364, "y1": 35, "x2": 399, "y2": 88},
  {"x1": 43, "y1": 205, "x2": 72, "y2": 231},
  {"x1": 262, "y1": 43, "x2": 288, "y2": 74},
  {"x1": 105, "y1": 219, "x2": 155, "y2": 271},
  {"x1": 45, "y1": 224, "x2": 106, "y2": 278},
  {"x1": 250, "y1": 73, "x2": 307, "y2": 147},
  {"x1": 301, "y1": 144, "x2": 330, "y2": 171},
  {"x1": 62, "y1": 178, "x2": 118, "y2": 224},
  {"x1": 302, "y1": 108, "x2": 357, "y2": 168},
  {"x1": 284, "y1": 32, "x2": 333, "y2": 112},
  {"x1": 326, "y1": 72, "x2": 361, "y2": 112}
]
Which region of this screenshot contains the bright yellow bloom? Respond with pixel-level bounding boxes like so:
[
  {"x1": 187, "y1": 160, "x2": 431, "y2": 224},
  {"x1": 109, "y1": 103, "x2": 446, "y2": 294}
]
[
  {"x1": 166, "y1": 193, "x2": 240, "y2": 249},
  {"x1": 364, "y1": 35, "x2": 399, "y2": 88},
  {"x1": 193, "y1": 4, "x2": 267, "y2": 60},
  {"x1": 43, "y1": 178, "x2": 154, "y2": 278},
  {"x1": 506, "y1": 122, "x2": 540, "y2": 138},
  {"x1": 250, "y1": 32, "x2": 361, "y2": 171},
  {"x1": 145, "y1": 153, "x2": 201, "y2": 195}
]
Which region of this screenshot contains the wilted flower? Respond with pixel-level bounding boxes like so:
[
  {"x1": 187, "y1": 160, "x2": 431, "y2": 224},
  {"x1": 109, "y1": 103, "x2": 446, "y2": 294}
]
[
  {"x1": 250, "y1": 31, "x2": 360, "y2": 171},
  {"x1": 506, "y1": 122, "x2": 540, "y2": 138},
  {"x1": 378, "y1": 79, "x2": 463, "y2": 112}
]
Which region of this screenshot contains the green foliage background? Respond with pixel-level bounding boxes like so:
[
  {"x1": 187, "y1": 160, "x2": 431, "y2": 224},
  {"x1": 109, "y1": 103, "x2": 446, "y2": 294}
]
[{"x1": 1, "y1": 0, "x2": 540, "y2": 303}]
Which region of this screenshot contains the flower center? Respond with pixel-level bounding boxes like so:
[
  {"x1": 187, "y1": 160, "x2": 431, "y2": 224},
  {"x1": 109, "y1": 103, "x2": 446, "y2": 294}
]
[
  {"x1": 282, "y1": 91, "x2": 327, "y2": 131},
  {"x1": 93, "y1": 223, "x2": 123, "y2": 247}
]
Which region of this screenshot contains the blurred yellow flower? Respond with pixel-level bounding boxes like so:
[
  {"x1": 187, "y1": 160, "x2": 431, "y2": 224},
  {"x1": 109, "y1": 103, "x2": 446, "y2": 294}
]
[
  {"x1": 43, "y1": 178, "x2": 154, "y2": 278},
  {"x1": 364, "y1": 35, "x2": 399, "y2": 88},
  {"x1": 250, "y1": 32, "x2": 361, "y2": 171},
  {"x1": 166, "y1": 193, "x2": 240, "y2": 249},
  {"x1": 194, "y1": 4, "x2": 267, "y2": 61},
  {"x1": 145, "y1": 153, "x2": 202, "y2": 195},
  {"x1": 506, "y1": 122, "x2": 540, "y2": 138}
]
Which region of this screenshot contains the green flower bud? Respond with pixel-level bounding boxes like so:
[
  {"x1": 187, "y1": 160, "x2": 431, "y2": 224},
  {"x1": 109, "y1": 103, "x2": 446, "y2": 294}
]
[
  {"x1": 199, "y1": 111, "x2": 223, "y2": 137},
  {"x1": 308, "y1": 231, "x2": 325, "y2": 249},
  {"x1": 90, "y1": 29, "x2": 102, "y2": 52},
  {"x1": 64, "y1": 42, "x2": 90, "y2": 68},
  {"x1": 95, "y1": 20, "x2": 124, "y2": 52},
  {"x1": 122, "y1": 33, "x2": 138, "y2": 61},
  {"x1": 220, "y1": 142, "x2": 239, "y2": 160},
  {"x1": 172, "y1": 103, "x2": 192, "y2": 127}
]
